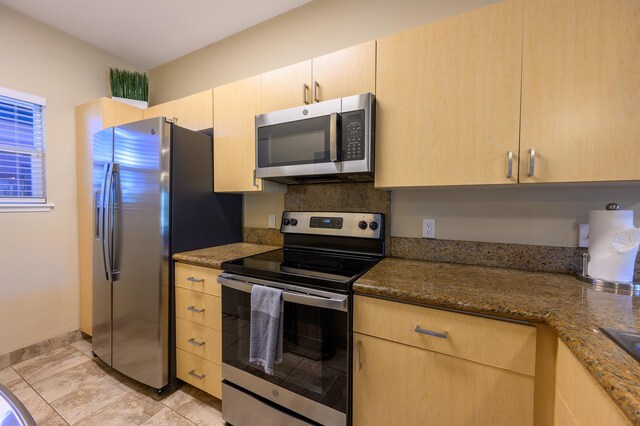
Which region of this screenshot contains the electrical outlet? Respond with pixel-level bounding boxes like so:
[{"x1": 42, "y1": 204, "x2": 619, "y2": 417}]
[
  {"x1": 268, "y1": 214, "x2": 276, "y2": 229},
  {"x1": 578, "y1": 224, "x2": 589, "y2": 248},
  {"x1": 422, "y1": 219, "x2": 436, "y2": 238}
]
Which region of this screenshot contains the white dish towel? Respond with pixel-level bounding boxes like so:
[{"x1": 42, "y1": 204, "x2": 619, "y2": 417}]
[{"x1": 249, "y1": 285, "x2": 284, "y2": 375}]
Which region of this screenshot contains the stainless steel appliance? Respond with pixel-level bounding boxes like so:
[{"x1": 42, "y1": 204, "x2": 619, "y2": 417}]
[
  {"x1": 92, "y1": 117, "x2": 242, "y2": 392},
  {"x1": 219, "y1": 211, "x2": 384, "y2": 425},
  {"x1": 255, "y1": 93, "x2": 375, "y2": 184}
]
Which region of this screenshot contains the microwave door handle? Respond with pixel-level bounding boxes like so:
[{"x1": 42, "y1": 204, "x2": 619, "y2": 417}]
[
  {"x1": 329, "y1": 112, "x2": 338, "y2": 162},
  {"x1": 218, "y1": 276, "x2": 348, "y2": 312}
]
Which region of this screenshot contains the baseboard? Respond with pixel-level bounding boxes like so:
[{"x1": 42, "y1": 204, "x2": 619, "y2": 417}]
[{"x1": 0, "y1": 329, "x2": 85, "y2": 369}]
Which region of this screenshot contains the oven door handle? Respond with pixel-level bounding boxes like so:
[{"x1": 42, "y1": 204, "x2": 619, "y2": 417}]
[{"x1": 218, "y1": 275, "x2": 348, "y2": 312}]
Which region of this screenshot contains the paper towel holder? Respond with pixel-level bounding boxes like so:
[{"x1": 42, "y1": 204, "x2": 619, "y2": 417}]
[{"x1": 576, "y1": 253, "x2": 640, "y2": 295}]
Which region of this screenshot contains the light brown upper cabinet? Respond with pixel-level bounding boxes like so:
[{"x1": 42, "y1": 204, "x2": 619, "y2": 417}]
[
  {"x1": 76, "y1": 98, "x2": 143, "y2": 336},
  {"x1": 519, "y1": 0, "x2": 640, "y2": 184},
  {"x1": 214, "y1": 75, "x2": 284, "y2": 193},
  {"x1": 173, "y1": 89, "x2": 213, "y2": 131},
  {"x1": 374, "y1": 0, "x2": 523, "y2": 188},
  {"x1": 260, "y1": 40, "x2": 376, "y2": 113},
  {"x1": 142, "y1": 100, "x2": 175, "y2": 122}
]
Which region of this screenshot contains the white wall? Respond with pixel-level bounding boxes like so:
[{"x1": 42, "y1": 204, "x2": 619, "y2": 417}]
[{"x1": 0, "y1": 5, "x2": 142, "y2": 354}]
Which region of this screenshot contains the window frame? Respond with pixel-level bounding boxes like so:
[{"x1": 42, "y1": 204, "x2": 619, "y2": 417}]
[{"x1": 0, "y1": 87, "x2": 53, "y2": 213}]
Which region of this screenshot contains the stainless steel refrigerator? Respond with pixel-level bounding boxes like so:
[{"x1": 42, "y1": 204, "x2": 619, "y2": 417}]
[{"x1": 92, "y1": 117, "x2": 242, "y2": 391}]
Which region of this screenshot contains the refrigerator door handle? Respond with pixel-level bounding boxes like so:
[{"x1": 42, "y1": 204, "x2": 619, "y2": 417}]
[
  {"x1": 110, "y1": 163, "x2": 121, "y2": 280},
  {"x1": 104, "y1": 162, "x2": 117, "y2": 282},
  {"x1": 99, "y1": 162, "x2": 111, "y2": 281}
]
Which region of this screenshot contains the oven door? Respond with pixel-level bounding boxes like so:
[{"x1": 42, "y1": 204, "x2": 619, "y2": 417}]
[
  {"x1": 218, "y1": 273, "x2": 349, "y2": 426},
  {"x1": 256, "y1": 98, "x2": 342, "y2": 179}
]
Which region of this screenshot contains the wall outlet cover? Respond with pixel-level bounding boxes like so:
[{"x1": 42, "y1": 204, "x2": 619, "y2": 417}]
[
  {"x1": 268, "y1": 214, "x2": 276, "y2": 229},
  {"x1": 578, "y1": 224, "x2": 589, "y2": 248},
  {"x1": 422, "y1": 218, "x2": 436, "y2": 238}
]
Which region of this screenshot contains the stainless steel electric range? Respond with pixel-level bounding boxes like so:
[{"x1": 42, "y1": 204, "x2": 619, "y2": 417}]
[{"x1": 218, "y1": 211, "x2": 385, "y2": 426}]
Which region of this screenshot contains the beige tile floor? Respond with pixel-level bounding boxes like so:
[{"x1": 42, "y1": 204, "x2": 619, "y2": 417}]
[{"x1": 0, "y1": 339, "x2": 225, "y2": 425}]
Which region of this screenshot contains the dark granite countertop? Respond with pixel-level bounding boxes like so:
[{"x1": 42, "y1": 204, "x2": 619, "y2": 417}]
[
  {"x1": 354, "y1": 257, "x2": 640, "y2": 425},
  {"x1": 172, "y1": 242, "x2": 280, "y2": 269}
]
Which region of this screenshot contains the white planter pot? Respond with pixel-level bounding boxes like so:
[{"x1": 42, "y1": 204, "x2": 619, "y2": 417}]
[{"x1": 112, "y1": 97, "x2": 148, "y2": 109}]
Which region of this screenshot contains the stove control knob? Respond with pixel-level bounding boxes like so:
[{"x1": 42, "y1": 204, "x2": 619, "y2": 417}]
[
  {"x1": 290, "y1": 219, "x2": 298, "y2": 226},
  {"x1": 282, "y1": 218, "x2": 290, "y2": 226},
  {"x1": 358, "y1": 221, "x2": 368, "y2": 230},
  {"x1": 369, "y1": 221, "x2": 379, "y2": 231}
]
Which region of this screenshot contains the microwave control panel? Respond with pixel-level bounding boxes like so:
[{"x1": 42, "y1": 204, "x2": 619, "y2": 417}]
[{"x1": 342, "y1": 110, "x2": 365, "y2": 161}]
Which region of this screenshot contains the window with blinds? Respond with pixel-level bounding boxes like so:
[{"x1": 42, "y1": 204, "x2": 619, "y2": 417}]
[{"x1": 0, "y1": 90, "x2": 46, "y2": 203}]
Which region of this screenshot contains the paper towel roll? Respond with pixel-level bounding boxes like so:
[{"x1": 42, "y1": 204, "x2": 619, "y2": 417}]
[{"x1": 588, "y1": 209, "x2": 639, "y2": 282}]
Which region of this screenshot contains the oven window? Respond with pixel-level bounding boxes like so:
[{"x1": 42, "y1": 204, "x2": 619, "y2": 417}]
[
  {"x1": 257, "y1": 115, "x2": 333, "y2": 167},
  {"x1": 222, "y1": 286, "x2": 348, "y2": 414}
]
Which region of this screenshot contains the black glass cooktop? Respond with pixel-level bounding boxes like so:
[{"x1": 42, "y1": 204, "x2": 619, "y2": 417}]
[{"x1": 221, "y1": 248, "x2": 381, "y2": 292}]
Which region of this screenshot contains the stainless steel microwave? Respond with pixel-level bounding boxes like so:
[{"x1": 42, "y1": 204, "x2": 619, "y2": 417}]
[{"x1": 255, "y1": 93, "x2": 374, "y2": 184}]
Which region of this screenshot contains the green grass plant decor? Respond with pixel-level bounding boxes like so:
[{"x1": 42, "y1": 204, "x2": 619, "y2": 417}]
[{"x1": 108, "y1": 67, "x2": 149, "y2": 102}]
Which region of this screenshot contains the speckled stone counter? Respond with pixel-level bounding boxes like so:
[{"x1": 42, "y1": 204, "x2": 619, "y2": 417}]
[
  {"x1": 354, "y1": 258, "x2": 640, "y2": 425},
  {"x1": 172, "y1": 242, "x2": 280, "y2": 269}
]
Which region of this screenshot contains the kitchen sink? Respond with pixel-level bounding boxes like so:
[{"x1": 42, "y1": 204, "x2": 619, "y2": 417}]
[{"x1": 601, "y1": 328, "x2": 640, "y2": 362}]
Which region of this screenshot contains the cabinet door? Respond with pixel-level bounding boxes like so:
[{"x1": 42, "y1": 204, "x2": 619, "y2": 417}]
[
  {"x1": 375, "y1": 0, "x2": 523, "y2": 188},
  {"x1": 142, "y1": 100, "x2": 175, "y2": 122},
  {"x1": 311, "y1": 40, "x2": 376, "y2": 102},
  {"x1": 213, "y1": 75, "x2": 263, "y2": 192},
  {"x1": 261, "y1": 60, "x2": 312, "y2": 112},
  {"x1": 174, "y1": 89, "x2": 213, "y2": 131},
  {"x1": 353, "y1": 333, "x2": 534, "y2": 426},
  {"x1": 520, "y1": 0, "x2": 640, "y2": 183}
]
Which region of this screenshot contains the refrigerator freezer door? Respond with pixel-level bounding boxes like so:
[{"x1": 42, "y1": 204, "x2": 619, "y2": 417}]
[
  {"x1": 111, "y1": 118, "x2": 170, "y2": 389},
  {"x1": 92, "y1": 127, "x2": 114, "y2": 365}
]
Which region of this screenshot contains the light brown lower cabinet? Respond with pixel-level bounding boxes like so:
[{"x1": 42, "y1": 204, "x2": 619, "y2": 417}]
[
  {"x1": 174, "y1": 262, "x2": 222, "y2": 399},
  {"x1": 353, "y1": 332, "x2": 534, "y2": 426},
  {"x1": 554, "y1": 339, "x2": 630, "y2": 426}
]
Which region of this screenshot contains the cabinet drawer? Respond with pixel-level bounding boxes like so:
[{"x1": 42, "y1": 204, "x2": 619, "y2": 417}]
[
  {"x1": 175, "y1": 263, "x2": 222, "y2": 297},
  {"x1": 354, "y1": 295, "x2": 536, "y2": 376},
  {"x1": 176, "y1": 287, "x2": 221, "y2": 329},
  {"x1": 176, "y1": 318, "x2": 221, "y2": 364},
  {"x1": 176, "y1": 348, "x2": 221, "y2": 398}
]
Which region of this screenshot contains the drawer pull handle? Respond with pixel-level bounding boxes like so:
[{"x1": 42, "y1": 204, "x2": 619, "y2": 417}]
[
  {"x1": 187, "y1": 306, "x2": 205, "y2": 314},
  {"x1": 188, "y1": 369, "x2": 206, "y2": 380},
  {"x1": 356, "y1": 340, "x2": 363, "y2": 370},
  {"x1": 187, "y1": 338, "x2": 205, "y2": 347},
  {"x1": 414, "y1": 325, "x2": 449, "y2": 339},
  {"x1": 187, "y1": 276, "x2": 205, "y2": 283}
]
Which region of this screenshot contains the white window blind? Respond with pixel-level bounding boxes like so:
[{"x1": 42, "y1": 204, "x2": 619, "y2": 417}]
[{"x1": 0, "y1": 90, "x2": 46, "y2": 203}]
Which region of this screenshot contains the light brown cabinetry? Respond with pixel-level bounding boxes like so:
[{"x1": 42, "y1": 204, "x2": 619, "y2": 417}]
[
  {"x1": 174, "y1": 262, "x2": 223, "y2": 398},
  {"x1": 260, "y1": 41, "x2": 376, "y2": 113},
  {"x1": 76, "y1": 98, "x2": 142, "y2": 336},
  {"x1": 143, "y1": 90, "x2": 213, "y2": 131},
  {"x1": 554, "y1": 339, "x2": 630, "y2": 426},
  {"x1": 375, "y1": 0, "x2": 523, "y2": 188},
  {"x1": 213, "y1": 76, "x2": 285, "y2": 193},
  {"x1": 142, "y1": 100, "x2": 175, "y2": 122},
  {"x1": 520, "y1": 0, "x2": 640, "y2": 183},
  {"x1": 353, "y1": 295, "x2": 536, "y2": 425}
]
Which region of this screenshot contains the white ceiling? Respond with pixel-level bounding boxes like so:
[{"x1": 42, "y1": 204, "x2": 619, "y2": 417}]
[{"x1": 0, "y1": 0, "x2": 312, "y2": 69}]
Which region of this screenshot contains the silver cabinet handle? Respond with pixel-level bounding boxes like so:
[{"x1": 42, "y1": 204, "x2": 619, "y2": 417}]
[
  {"x1": 506, "y1": 150, "x2": 513, "y2": 178},
  {"x1": 188, "y1": 370, "x2": 206, "y2": 380},
  {"x1": 187, "y1": 277, "x2": 205, "y2": 283},
  {"x1": 252, "y1": 169, "x2": 258, "y2": 187},
  {"x1": 187, "y1": 338, "x2": 205, "y2": 347},
  {"x1": 414, "y1": 325, "x2": 449, "y2": 339},
  {"x1": 313, "y1": 80, "x2": 320, "y2": 103},
  {"x1": 302, "y1": 83, "x2": 309, "y2": 105},
  {"x1": 527, "y1": 148, "x2": 535, "y2": 177},
  {"x1": 329, "y1": 112, "x2": 338, "y2": 162},
  {"x1": 355, "y1": 340, "x2": 363, "y2": 370},
  {"x1": 187, "y1": 306, "x2": 205, "y2": 314}
]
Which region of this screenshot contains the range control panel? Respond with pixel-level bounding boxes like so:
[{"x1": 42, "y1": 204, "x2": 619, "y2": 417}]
[{"x1": 281, "y1": 211, "x2": 383, "y2": 239}]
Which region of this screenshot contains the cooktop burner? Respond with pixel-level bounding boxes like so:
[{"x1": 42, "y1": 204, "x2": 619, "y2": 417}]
[
  {"x1": 221, "y1": 211, "x2": 385, "y2": 292},
  {"x1": 222, "y1": 248, "x2": 380, "y2": 292}
]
